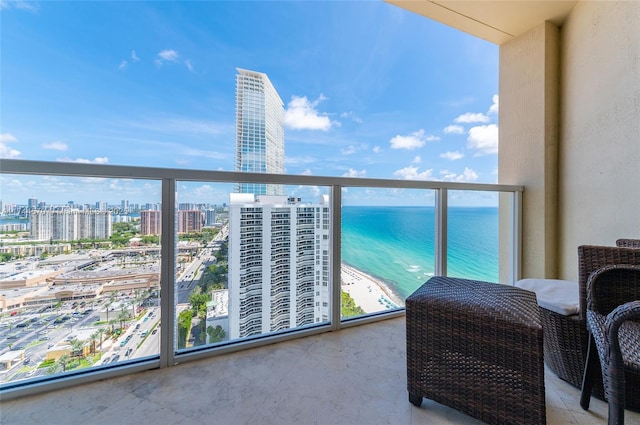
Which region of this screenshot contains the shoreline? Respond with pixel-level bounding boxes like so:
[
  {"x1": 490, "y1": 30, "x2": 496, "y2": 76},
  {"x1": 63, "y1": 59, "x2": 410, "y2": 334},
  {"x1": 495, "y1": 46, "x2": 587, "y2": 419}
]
[{"x1": 340, "y1": 263, "x2": 405, "y2": 314}]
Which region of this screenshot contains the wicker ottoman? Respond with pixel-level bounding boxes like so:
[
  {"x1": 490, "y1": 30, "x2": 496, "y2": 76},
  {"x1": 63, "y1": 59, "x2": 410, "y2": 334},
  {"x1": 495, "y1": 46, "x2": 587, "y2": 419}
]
[{"x1": 406, "y1": 276, "x2": 546, "y2": 424}]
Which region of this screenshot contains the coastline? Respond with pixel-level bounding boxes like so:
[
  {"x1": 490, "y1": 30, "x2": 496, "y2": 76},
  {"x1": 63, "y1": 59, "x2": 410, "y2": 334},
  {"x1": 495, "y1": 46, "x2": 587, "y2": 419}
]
[{"x1": 340, "y1": 263, "x2": 405, "y2": 314}]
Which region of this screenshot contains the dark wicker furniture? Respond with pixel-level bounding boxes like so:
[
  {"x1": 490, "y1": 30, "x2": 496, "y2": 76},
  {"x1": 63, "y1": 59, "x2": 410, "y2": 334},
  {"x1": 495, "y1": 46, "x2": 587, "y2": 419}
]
[
  {"x1": 406, "y1": 276, "x2": 546, "y2": 425},
  {"x1": 540, "y1": 244, "x2": 640, "y2": 411},
  {"x1": 580, "y1": 265, "x2": 640, "y2": 425}
]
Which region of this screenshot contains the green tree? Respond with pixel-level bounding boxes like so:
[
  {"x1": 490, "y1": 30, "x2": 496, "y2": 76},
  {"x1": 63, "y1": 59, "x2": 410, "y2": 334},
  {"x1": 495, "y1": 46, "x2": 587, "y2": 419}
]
[
  {"x1": 57, "y1": 354, "x2": 71, "y2": 372},
  {"x1": 206, "y1": 325, "x2": 226, "y2": 343},
  {"x1": 341, "y1": 291, "x2": 366, "y2": 318},
  {"x1": 69, "y1": 339, "x2": 84, "y2": 359},
  {"x1": 177, "y1": 309, "x2": 193, "y2": 349}
]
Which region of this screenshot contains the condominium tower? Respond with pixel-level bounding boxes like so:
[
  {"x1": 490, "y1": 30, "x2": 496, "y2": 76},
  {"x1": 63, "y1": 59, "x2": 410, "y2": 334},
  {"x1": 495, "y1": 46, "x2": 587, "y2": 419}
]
[
  {"x1": 235, "y1": 68, "x2": 285, "y2": 196},
  {"x1": 29, "y1": 209, "x2": 112, "y2": 241},
  {"x1": 228, "y1": 194, "x2": 330, "y2": 339}
]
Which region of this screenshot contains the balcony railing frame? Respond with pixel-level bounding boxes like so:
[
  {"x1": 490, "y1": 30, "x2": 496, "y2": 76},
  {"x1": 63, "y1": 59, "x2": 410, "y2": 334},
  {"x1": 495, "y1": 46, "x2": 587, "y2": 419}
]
[{"x1": 0, "y1": 159, "x2": 523, "y2": 399}]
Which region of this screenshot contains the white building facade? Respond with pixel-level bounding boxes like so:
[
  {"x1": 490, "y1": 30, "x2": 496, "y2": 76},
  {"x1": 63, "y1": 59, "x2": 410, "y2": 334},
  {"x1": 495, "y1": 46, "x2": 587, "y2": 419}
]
[
  {"x1": 29, "y1": 209, "x2": 112, "y2": 241},
  {"x1": 228, "y1": 194, "x2": 330, "y2": 339},
  {"x1": 235, "y1": 68, "x2": 285, "y2": 196}
]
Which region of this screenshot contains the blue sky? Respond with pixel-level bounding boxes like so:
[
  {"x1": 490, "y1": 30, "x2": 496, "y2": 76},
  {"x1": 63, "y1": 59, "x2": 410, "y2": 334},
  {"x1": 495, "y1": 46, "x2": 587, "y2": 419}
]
[{"x1": 0, "y1": 1, "x2": 498, "y2": 206}]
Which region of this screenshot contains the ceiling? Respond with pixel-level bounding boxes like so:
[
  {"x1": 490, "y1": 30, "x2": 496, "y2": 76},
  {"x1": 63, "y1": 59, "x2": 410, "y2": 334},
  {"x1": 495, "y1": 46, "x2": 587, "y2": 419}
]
[{"x1": 385, "y1": 1, "x2": 578, "y2": 45}]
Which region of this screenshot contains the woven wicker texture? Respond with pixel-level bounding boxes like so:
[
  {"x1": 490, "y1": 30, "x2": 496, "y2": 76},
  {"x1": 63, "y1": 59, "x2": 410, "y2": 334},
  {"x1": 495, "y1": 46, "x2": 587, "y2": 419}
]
[
  {"x1": 406, "y1": 276, "x2": 546, "y2": 425},
  {"x1": 542, "y1": 244, "x2": 640, "y2": 411},
  {"x1": 581, "y1": 265, "x2": 640, "y2": 424}
]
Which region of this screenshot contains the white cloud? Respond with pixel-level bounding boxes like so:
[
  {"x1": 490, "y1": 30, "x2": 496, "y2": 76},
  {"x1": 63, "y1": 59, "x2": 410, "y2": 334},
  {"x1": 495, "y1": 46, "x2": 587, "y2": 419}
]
[
  {"x1": 131, "y1": 50, "x2": 140, "y2": 62},
  {"x1": 158, "y1": 49, "x2": 178, "y2": 62},
  {"x1": 467, "y1": 124, "x2": 498, "y2": 155},
  {"x1": 57, "y1": 157, "x2": 109, "y2": 164},
  {"x1": 155, "y1": 49, "x2": 179, "y2": 67},
  {"x1": 454, "y1": 112, "x2": 490, "y2": 124},
  {"x1": 341, "y1": 145, "x2": 357, "y2": 155},
  {"x1": 411, "y1": 155, "x2": 421, "y2": 164},
  {"x1": 118, "y1": 60, "x2": 128, "y2": 70},
  {"x1": 393, "y1": 166, "x2": 434, "y2": 180},
  {"x1": 440, "y1": 167, "x2": 478, "y2": 182},
  {"x1": 185, "y1": 59, "x2": 193, "y2": 72},
  {"x1": 0, "y1": 133, "x2": 21, "y2": 158},
  {"x1": 0, "y1": 133, "x2": 18, "y2": 143},
  {"x1": 443, "y1": 125, "x2": 464, "y2": 134},
  {"x1": 340, "y1": 111, "x2": 363, "y2": 124},
  {"x1": 440, "y1": 151, "x2": 464, "y2": 160},
  {"x1": 488, "y1": 94, "x2": 499, "y2": 115},
  {"x1": 1, "y1": 1, "x2": 39, "y2": 12},
  {"x1": 300, "y1": 169, "x2": 312, "y2": 176},
  {"x1": 342, "y1": 168, "x2": 366, "y2": 178},
  {"x1": 390, "y1": 129, "x2": 438, "y2": 150},
  {"x1": 284, "y1": 95, "x2": 334, "y2": 131},
  {"x1": 285, "y1": 155, "x2": 316, "y2": 166},
  {"x1": 372, "y1": 146, "x2": 381, "y2": 154},
  {"x1": 42, "y1": 141, "x2": 68, "y2": 151}
]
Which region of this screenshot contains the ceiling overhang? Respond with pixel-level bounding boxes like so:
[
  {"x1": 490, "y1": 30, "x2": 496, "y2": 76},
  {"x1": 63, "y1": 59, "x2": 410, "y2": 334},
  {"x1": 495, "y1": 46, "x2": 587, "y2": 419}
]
[{"x1": 385, "y1": 1, "x2": 578, "y2": 45}]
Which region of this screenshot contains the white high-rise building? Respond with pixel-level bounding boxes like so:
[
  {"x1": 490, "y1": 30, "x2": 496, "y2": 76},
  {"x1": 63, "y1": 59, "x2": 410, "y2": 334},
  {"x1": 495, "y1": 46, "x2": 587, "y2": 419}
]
[
  {"x1": 235, "y1": 68, "x2": 285, "y2": 196},
  {"x1": 29, "y1": 209, "x2": 112, "y2": 241},
  {"x1": 228, "y1": 194, "x2": 330, "y2": 339}
]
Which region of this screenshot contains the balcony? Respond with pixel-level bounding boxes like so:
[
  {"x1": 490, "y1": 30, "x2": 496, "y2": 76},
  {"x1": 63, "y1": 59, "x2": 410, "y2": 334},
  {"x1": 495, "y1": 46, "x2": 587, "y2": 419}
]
[
  {"x1": 1, "y1": 1, "x2": 638, "y2": 423},
  {"x1": 2, "y1": 317, "x2": 639, "y2": 424}
]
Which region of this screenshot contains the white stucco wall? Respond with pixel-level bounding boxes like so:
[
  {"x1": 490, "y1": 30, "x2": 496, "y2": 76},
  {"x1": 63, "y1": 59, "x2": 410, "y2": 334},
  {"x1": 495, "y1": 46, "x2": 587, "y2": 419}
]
[{"x1": 558, "y1": 1, "x2": 640, "y2": 280}]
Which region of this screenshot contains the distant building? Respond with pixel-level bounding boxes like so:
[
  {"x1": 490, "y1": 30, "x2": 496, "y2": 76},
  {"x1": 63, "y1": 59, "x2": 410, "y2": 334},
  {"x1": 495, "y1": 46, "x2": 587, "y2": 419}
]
[
  {"x1": 204, "y1": 209, "x2": 217, "y2": 226},
  {"x1": 177, "y1": 210, "x2": 203, "y2": 234},
  {"x1": 27, "y1": 197, "x2": 38, "y2": 211},
  {"x1": 140, "y1": 210, "x2": 162, "y2": 235},
  {"x1": 235, "y1": 68, "x2": 285, "y2": 196},
  {"x1": 228, "y1": 194, "x2": 330, "y2": 339},
  {"x1": 29, "y1": 209, "x2": 112, "y2": 241}
]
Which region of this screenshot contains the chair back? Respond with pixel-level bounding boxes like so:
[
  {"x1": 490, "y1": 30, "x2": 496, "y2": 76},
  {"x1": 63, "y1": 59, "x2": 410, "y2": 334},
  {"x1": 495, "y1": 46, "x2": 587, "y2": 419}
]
[{"x1": 577, "y1": 245, "x2": 640, "y2": 321}]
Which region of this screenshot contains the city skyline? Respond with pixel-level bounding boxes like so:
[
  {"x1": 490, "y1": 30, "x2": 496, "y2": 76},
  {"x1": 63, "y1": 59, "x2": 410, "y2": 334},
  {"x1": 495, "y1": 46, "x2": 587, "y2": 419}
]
[{"x1": 1, "y1": 1, "x2": 498, "y2": 206}]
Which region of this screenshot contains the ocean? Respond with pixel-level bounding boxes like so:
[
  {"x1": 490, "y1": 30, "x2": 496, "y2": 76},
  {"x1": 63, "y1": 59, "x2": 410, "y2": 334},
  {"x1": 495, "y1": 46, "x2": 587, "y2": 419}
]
[{"x1": 341, "y1": 206, "x2": 499, "y2": 300}]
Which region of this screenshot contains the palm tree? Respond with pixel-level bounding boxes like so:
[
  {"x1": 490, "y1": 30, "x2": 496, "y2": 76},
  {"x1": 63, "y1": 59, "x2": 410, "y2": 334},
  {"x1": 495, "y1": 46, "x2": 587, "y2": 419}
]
[
  {"x1": 97, "y1": 327, "x2": 107, "y2": 351},
  {"x1": 104, "y1": 291, "x2": 117, "y2": 327},
  {"x1": 89, "y1": 331, "x2": 99, "y2": 355},
  {"x1": 117, "y1": 308, "x2": 129, "y2": 331},
  {"x1": 69, "y1": 338, "x2": 84, "y2": 359},
  {"x1": 57, "y1": 354, "x2": 71, "y2": 372}
]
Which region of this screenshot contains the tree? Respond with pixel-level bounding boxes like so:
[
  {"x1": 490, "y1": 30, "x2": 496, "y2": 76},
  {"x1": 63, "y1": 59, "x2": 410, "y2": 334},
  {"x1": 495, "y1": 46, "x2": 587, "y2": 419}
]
[
  {"x1": 177, "y1": 309, "x2": 193, "y2": 349},
  {"x1": 105, "y1": 291, "x2": 117, "y2": 330},
  {"x1": 117, "y1": 308, "x2": 129, "y2": 330},
  {"x1": 206, "y1": 325, "x2": 226, "y2": 343},
  {"x1": 341, "y1": 291, "x2": 366, "y2": 318},
  {"x1": 97, "y1": 327, "x2": 107, "y2": 351},
  {"x1": 69, "y1": 339, "x2": 84, "y2": 359},
  {"x1": 57, "y1": 354, "x2": 71, "y2": 372},
  {"x1": 89, "y1": 331, "x2": 99, "y2": 354}
]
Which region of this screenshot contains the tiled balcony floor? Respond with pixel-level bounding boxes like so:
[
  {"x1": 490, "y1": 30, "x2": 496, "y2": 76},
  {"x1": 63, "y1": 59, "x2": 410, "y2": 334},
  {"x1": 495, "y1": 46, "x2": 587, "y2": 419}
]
[{"x1": 2, "y1": 317, "x2": 639, "y2": 425}]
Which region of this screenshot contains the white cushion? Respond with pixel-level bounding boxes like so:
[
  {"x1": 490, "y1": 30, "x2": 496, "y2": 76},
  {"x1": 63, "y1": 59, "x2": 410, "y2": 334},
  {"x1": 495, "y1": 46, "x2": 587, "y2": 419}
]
[{"x1": 515, "y1": 278, "x2": 579, "y2": 316}]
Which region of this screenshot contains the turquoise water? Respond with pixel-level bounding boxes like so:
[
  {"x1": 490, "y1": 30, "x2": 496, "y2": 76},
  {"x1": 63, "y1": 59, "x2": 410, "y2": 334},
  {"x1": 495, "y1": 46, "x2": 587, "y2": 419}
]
[{"x1": 341, "y1": 206, "x2": 499, "y2": 300}]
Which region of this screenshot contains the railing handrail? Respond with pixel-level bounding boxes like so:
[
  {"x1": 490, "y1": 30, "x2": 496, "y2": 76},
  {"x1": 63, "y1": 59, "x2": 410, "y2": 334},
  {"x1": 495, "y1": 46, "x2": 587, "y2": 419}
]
[{"x1": 0, "y1": 159, "x2": 523, "y2": 193}]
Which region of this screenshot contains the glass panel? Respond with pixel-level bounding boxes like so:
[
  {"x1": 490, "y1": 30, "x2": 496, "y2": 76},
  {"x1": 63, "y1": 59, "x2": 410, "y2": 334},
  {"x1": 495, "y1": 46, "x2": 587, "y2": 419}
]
[
  {"x1": 447, "y1": 190, "x2": 499, "y2": 283},
  {"x1": 0, "y1": 174, "x2": 161, "y2": 386},
  {"x1": 174, "y1": 181, "x2": 331, "y2": 352},
  {"x1": 341, "y1": 188, "x2": 435, "y2": 319}
]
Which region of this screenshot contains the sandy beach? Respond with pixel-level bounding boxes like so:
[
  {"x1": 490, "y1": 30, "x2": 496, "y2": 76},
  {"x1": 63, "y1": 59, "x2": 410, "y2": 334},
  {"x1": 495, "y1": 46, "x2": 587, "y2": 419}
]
[{"x1": 341, "y1": 264, "x2": 405, "y2": 313}]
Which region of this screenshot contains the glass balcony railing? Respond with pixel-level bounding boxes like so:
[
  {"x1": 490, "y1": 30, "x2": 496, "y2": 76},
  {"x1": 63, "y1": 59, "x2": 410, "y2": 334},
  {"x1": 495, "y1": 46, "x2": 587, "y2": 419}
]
[{"x1": 0, "y1": 159, "x2": 522, "y2": 399}]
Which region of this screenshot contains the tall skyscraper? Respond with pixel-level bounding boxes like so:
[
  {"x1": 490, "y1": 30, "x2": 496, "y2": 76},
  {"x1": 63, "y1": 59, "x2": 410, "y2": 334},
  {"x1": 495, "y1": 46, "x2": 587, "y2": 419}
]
[
  {"x1": 235, "y1": 68, "x2": 285, "y2": 196},
  {"x1": 140, "y1": 210, "x2": 162, "y2": 235}
]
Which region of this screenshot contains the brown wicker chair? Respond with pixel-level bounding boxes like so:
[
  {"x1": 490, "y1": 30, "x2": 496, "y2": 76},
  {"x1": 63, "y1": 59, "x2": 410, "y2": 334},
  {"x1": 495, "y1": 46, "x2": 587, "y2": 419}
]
[
  {"x1": 579, "y1": 265, "x2": 640, "y2": 425},
  {"x1": 406, "y1": 276, "x2": 546, "y2": 424},
  {"x1": 540, "y1": 244, "x2": 640, "y2": 410}
]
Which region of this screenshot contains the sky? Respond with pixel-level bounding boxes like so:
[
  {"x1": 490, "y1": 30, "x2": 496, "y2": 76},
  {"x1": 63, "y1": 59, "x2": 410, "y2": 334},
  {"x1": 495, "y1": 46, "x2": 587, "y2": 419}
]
[{"x1": 0, "y1": 0, "x2": 499, "y2": 206}]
